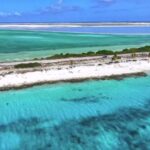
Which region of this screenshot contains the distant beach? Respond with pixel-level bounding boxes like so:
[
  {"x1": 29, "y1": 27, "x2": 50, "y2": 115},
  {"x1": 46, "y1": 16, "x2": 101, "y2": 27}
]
[
  {"x1": 1, "y1": 22, "x2": 150, "y2": 28},
  {"x1": 1, "y1": 23, "x2": 150, "y2": 34}
]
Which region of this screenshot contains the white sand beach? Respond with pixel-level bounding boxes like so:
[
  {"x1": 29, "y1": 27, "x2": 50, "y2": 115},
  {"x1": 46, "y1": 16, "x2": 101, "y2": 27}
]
[{"x1": 0, "y1": 57, "x2": 150, "y2": 90}]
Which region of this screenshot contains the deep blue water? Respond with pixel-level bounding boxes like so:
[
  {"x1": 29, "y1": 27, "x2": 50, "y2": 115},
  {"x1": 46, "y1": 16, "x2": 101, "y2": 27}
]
[
  {"x1": 40, "y1": 26, "x2": 150, "y2": 34},
  {"x1": 4, "y1": 26, "x2": 150, "y2": 34},
  {"x1": 0, "y1": 75, "x2": 150, "y2": 149}
]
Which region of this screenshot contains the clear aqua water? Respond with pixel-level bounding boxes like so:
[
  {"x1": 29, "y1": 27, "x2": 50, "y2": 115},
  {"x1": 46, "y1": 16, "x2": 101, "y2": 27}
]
[
  {"x1": 0, "y1": 75, "x2": 150, "y2": 149},
  {"x1": 0, "y1": 29, "x2": 150, "y2": 62}
]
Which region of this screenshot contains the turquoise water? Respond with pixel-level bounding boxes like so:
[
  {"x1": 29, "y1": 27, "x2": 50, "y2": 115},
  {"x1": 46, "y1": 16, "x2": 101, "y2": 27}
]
[
  {"x1": 0, "y1": 76, "x2": 150, "y2": 149},
  {"x1": 0, "y1": 30, "x2": 150, "y2": 61}
]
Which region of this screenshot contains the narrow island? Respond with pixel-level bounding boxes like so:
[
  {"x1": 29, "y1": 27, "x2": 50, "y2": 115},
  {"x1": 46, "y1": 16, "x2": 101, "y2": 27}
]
[{"x1": 0, "y1": 46, "x2": 150, "y2": 91}]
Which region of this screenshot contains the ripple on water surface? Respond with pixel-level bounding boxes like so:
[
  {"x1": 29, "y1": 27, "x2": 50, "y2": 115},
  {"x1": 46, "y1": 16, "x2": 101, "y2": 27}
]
[{"x1": 0, "y1": 76, "x2": 150, "y2": 149}]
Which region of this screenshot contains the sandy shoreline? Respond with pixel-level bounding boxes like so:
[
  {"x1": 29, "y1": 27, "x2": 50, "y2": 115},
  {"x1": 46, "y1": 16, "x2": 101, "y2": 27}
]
[{"x1": 0, "y1": 55, "x2": 150, "y2": 91}]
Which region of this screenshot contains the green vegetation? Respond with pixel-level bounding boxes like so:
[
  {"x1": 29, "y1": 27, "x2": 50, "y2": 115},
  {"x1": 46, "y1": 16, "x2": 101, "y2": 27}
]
[
  {"x1": 46, "y1": 46, "x2": 150, "y2": 59},
  {"x1": 14, "y1": 63, "x2": 41, "y2": 69},
  {"x1": 120, "y1": 46, "x2": 150, "y2": 54},
  {"x1": 112, "y1": 53, "x2": 121, "y2": 61}
]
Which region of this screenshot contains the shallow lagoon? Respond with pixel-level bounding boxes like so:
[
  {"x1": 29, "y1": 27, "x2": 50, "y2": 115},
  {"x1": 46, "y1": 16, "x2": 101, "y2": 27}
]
[
  {"x1": 0, "y1": 30, "x2": 150, "y2": 61},
  {"x1": 0, "y1": 75, "x2": 150, "y2": 149}
]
